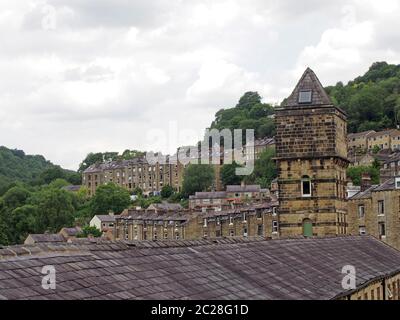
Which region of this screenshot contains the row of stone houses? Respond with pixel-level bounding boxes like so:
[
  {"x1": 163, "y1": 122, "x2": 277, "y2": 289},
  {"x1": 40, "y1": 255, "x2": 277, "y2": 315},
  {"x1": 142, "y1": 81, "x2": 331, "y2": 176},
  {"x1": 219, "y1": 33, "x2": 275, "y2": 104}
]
[
  {"x1": 348, "y1": 129, "x2": 400, "y2": 153},
  {"x1": 348, "y1": 176, "x2": 400, "y2": 250},
  {"x1": 82, "y1": 138, "x2": 275, "y2": 196},
  {"x1": 24, "y1": 226, "x2": 83, "y2": 245},
  {"x1": 82, "y1": 156, "x2": 185, "y2": 196},
  {"x1": 113, "y1": 200, "x2": 279, "y2": 241},
  {"x1": 188, "y1": 184, "x2": 270, "y2": 210}
]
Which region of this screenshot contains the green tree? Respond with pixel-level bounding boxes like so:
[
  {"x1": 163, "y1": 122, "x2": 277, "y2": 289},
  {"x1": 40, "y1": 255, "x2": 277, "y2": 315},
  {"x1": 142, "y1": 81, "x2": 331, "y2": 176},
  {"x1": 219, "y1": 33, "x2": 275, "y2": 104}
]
[
  {"x1": 244, "y1": 148, "x2": 277, "y2": 188},
  {"x1": 347, "y1": 165, "x2": 380, "y2": 186},
  {"x1": 236, "y1": 92, "x2": 262, "y2": 109},
  {"x1": 2, "y1": 186, "x2": 30, "y2": 209},
  {"x1": 220, "y1": 161, "x2": 243, "y2": 187},
  {"x1": 90, "y1": 183, "x2": 131, "y2": 214},
  {"x1": 77, "y1": 225, "x2": 102, "y2": 238},
  {"x1": 133, "y1": 187, "x2": 143, "y2": 196},
  {"x1": 161, "y1": 185, "x2": 174, "y2": 198},
  {"x1": 78, "y1": 152, "x2": 119, "y2": 173},
  {"x1": 372, "y1": 145, "x2": 381, "y2": 154},
  {"x1": 182, "y1": 164, "x2": 215, "y2": 197},
  {"x1": 10, "y1": 205, "x2": 38, "y2": 243},
  {"x1": 38, "y1": 166, "x2": 67, "y2": 184},
  {"x1": 121, "y1": 149, "x2": 145, "y2": 160},
  {"x1": 30, "y1": 188, "x2": 76, "y2": 233},
  {"x1": 49, "y1": 178, "x2": 70, "y2": 189}
]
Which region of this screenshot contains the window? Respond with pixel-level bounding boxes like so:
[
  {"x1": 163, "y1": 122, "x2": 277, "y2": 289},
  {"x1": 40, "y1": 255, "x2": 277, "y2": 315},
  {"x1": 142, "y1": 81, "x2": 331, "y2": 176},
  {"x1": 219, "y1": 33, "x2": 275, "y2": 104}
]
[
  {"x1": 396, "y1": 177, "x2": 400, "y2": 189},
  {"x1": 229, "y1": 215, "x2": 233, "y2": 225},
  {"x1": 164, "y1": 232, "x2": 168, "y2": 239},
  {"x1": 203, "y1": 218, "x2": 207, "y2": 227},
  {"x1": 272, "y1": 221, "x2": 278, "y2": 233},
  {"x1": 243, "y1": 228, "x2": 248, "y2": 237},
  {"x1": 359, "y1": 226, "x2": 366, "y2": 235},
  {"x1": 203, "y1": 232, "x2": 208, "y2": 238},
  {"x1": 358, "y1": 205, "x2": 365, "y2": 218},
  {"x1": 379, "y1": 223, "x2": 386, "y2": 238},
  {"x1": 243, "y1": 212, "x2": 247, "y2": 222},
  {"x1": 298, "y1": 90, "x2": 312, "y2": 104},
  {"x1": 257, "y1": 225, "x2": 263, "y2": 236},
  {"x1": 301, "y1": 176, "x2": 311, "y2": 197},
  {"x1": 272, "y1": 207, "x2": 277, "y2": 216},
  {"x1": 229, "y1": 229, "x2": 234, "y2": 237},
  {"x1": 378, "y1": 200, "x2": 385, "y2": 215}
]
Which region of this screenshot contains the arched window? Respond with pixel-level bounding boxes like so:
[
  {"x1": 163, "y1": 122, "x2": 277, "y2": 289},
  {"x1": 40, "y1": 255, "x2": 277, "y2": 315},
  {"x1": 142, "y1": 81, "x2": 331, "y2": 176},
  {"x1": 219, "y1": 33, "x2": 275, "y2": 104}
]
[
  {"x1": 303, "y1": 219, "x2": 313, "y2": 237},
  {"x1": 301, "y1": 176, "x2": 311, "y2": 197}
]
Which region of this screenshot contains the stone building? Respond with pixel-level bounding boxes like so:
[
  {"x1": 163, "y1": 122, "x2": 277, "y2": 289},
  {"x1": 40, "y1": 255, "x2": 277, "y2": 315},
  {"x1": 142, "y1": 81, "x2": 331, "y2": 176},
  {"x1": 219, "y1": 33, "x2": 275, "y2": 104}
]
[
  {"x1": 348, "y1": 130, "x2": 375, "y2": 153},
  {"x1": 113, "y1": 199, "x2": 278, "y2": 241},
  {"x1": 114, "y1": 209, "x2": 191, "y2": 241},
  {"x1": 187, "y1": 202, "x2": 279, "y2": 240},
  {"x1": 275, "y1": 68, "x2": 349, "y2": 237},
  {"x1": 380, "y1": 151, "x2": 400, "y2": 182},
  {"x1": 189, "y1": 184, "x2": 270, "y2": 210},
  {"x1": 82, "y1": 155, "x2": 184, "y2": 196},
  {"x1": 90, "y1": 214, "x2": 116, "y2": 232},
  {"x1": 366, "y1": 129, "x2": 400, "y2": 151},
  {"x1": 348, "y1": 176, "x2": 400, "y2": 250}
]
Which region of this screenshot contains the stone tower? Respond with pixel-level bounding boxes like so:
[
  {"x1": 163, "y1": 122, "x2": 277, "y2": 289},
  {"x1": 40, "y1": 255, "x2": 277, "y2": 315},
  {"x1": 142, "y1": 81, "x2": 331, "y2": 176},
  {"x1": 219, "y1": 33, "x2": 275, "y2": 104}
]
[{"x1": 275, "y1": 68, "x2": 349, "y2": 237}]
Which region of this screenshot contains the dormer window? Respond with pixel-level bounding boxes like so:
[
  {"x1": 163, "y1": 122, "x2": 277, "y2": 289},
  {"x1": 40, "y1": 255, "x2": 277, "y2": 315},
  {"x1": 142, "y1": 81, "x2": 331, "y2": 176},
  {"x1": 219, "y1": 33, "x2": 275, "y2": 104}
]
[{"x1": 298, "y1": 90, "x2": 312, "y2": 104}]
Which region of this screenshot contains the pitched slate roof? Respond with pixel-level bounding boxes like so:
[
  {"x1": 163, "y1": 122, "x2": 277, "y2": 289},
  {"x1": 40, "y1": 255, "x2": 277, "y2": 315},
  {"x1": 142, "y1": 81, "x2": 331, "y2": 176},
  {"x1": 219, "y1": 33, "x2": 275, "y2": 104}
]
[
  {"x1": 1, "y1": 236, "x2": 400, "y2": 300},
  {"x1": 94, "y1": 215, "x2": 116, "y2": 223},
  {"x1": 226, "y1": 185, "x2": 261, "y2": 193},
  {"x1": 147, "y1": 202, "x2": 183, "y2": 211},
  {"x1": 24, "y1": 234, "x2": 65, "y2": 243},
  {"x1": 190, "y1": 191, "x2": 227, "y2": 199},
  {"x1": 348, "y1": 130, "x2": 376, "y2": 140},
  {"x1": 59, "y1": 227, "x2": 83, "y2": 237},
  {"x1": 284, "y1": 68, "x2": 333, "y2": 108}
]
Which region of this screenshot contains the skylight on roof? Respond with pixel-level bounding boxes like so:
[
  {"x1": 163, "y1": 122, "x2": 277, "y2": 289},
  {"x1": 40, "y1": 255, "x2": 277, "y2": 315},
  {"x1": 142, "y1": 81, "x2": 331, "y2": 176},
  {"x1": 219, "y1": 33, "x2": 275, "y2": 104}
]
[{"x1": 298, "y1": 90, "x2": 312, "y2": 104}]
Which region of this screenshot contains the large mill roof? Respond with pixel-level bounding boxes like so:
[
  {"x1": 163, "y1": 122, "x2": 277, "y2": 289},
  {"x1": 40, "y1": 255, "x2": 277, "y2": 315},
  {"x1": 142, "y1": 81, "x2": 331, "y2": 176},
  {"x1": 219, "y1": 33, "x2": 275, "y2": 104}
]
[{"x1": 1, "y1": 236, "x2": 400, "y2": 300}]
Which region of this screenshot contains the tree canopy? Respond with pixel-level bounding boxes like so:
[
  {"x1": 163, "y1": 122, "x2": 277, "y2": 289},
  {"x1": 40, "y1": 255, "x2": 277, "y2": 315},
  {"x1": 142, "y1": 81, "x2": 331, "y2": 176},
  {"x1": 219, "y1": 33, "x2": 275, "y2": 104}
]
[
  {"x1": 182, "y1": 164, "x2": 215, "y2": 197},
  {"x1": 326, "y1": 62, "x2": 400, "y2": 133},
  {"x1": 90, "y1": 183, "x2": 131, "y2": 214}
]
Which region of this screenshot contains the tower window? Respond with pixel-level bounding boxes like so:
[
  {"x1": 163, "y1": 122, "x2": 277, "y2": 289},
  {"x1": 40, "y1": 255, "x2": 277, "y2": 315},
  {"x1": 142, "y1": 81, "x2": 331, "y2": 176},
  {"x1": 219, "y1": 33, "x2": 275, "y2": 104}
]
[
  {"x1": 298, "y1": 90, "x2": 312, "y2": 104},
  {"x1": 378, "y1": 200, "x2": 385, "y2": 215},
  {"x1": 301, "y1": 176, "x2": 312, "y2": 197}
]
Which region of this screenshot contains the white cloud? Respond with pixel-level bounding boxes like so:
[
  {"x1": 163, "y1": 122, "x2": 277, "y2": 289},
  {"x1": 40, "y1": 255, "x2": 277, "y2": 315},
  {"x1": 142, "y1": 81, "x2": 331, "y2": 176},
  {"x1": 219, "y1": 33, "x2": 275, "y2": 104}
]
[{"x1": 0, "y1": 0, "x2": 399, "y2": 169}]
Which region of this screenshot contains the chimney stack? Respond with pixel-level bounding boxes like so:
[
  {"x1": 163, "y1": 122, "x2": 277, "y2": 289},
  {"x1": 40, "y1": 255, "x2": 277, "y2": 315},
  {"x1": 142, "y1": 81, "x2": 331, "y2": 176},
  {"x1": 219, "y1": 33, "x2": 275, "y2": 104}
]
[{"x1": 361, "y1": 173, "x2": 372, "y2": 192}]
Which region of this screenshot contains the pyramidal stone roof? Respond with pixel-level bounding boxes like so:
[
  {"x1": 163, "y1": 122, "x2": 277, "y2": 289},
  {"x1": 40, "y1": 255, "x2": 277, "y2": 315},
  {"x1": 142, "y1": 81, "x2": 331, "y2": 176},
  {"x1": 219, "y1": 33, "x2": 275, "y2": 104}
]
[{"x1": 284, "y1": 67, "x2": 333, "y2": 108}]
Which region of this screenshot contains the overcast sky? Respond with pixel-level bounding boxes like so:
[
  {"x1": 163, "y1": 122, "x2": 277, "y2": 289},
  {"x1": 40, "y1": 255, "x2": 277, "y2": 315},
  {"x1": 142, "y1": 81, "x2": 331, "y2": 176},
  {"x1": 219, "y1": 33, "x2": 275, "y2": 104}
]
[{"x1": 1, "y1": 0, "x2": 399, "y2": 170}]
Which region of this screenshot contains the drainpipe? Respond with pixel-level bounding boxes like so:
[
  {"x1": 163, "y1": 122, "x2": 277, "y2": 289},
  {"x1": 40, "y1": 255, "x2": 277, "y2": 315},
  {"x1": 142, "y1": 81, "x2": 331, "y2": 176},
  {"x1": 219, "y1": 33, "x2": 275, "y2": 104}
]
[{"x1": 382, "y1": 278, "x2": 386, "y2": 300}]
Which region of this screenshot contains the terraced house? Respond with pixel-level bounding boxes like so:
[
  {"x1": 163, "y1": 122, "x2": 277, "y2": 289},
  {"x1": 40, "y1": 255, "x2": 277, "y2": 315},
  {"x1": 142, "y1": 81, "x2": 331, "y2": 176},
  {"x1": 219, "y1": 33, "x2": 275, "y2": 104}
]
[
  {"x1": 348, "y1": 176, "x2": 400, "y2": 250},
  {"x1": 82, "y1": 155, "x2": 184, "y2": 196},
  {"x1": 114, "y1": 199, "x2": 278, "y2": 241}
]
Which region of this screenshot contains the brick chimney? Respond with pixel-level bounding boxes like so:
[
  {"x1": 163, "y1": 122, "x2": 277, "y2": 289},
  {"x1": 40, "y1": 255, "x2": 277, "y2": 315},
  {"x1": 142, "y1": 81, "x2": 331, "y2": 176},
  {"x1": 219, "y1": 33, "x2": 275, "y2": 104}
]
[{"x1": 361, "y1": 173, "x2": 372, "y2": 192}]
